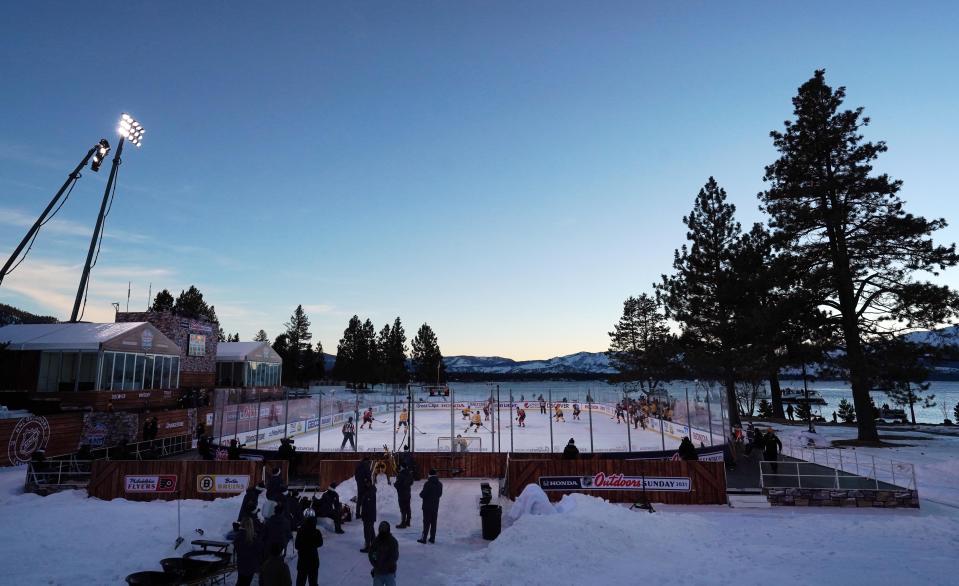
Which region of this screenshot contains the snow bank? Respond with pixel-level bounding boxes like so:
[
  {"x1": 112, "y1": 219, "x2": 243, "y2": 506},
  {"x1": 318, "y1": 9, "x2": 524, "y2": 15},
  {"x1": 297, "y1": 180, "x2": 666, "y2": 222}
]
[
  {"x1": 508, "y1": 483, "x2": 557, "y2": 520},
  {"x1": 443, "y1": 492, "x2": 958, "y2": 586}
]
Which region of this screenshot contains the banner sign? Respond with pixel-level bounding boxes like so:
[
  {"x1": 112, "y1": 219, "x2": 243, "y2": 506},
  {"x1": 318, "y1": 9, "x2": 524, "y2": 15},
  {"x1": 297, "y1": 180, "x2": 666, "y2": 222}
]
[
  {"x1": 197, "y1": 474, "x2": 250, "y2": 494},
  {"x1": 539, "y1": 472, "x2": 691, "y2": 492},
  {"x1": 125, "y1": 475, "x2": 178, "y2": 493}
]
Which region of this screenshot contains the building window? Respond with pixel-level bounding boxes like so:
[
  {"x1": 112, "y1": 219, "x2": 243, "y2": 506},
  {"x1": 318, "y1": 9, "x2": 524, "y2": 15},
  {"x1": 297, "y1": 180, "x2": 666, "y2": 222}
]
[{"x1": 188, "y1": 334, "x2": 206, "y2": 357}]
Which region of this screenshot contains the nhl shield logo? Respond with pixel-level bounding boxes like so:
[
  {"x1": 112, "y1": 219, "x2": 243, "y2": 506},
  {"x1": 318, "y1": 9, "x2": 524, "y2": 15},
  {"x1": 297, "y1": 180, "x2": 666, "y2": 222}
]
[{"x1": 8, "y1": 416, "x2": 51, "y2": 465}]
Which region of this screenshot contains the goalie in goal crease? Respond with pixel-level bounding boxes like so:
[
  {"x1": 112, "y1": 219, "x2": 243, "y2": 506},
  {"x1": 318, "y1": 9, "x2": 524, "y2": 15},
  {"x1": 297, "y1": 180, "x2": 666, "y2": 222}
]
[{"x1": 438, "y1": 435, "x2": 482, "y2": 452}]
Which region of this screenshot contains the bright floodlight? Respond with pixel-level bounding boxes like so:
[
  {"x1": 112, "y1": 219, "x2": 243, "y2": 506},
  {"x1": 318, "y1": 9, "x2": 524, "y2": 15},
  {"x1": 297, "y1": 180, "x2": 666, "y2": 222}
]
[
  {"x1": 90, "y1": 139, "x2": 111, "y2": 172},
  {"x1": 117, "y1": 113, "x2": 145, "y2": 147}
]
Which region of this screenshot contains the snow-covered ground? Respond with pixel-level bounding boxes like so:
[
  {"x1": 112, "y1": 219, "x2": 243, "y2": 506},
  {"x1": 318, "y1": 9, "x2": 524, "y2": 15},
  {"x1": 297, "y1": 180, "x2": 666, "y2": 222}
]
[
  {"x1": 2, "y1": 426, "x2": 958, "y2": 585},
  {"x1": 256, "y1": 407, "x2": 681, "y2": 454},
  {"x1": 774, "y1": 423, "x2": 959, "y2": 508}
]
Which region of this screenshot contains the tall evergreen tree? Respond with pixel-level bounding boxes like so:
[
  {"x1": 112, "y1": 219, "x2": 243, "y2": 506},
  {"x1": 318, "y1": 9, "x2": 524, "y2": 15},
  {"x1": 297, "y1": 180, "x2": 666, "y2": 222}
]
[
  {"x1": 254, "y1": 329, "x2": 269, "y2": 342},
  {"x1": 173, "y1": 286, "x2": 218, "y2": 322},
  {"x1": 760, "y1": 70, "x2": 959, "y2": 441},
  {"x1": 284, "y1": 305, "x2": 313, "y2": 387},
  {"x1": 376, "y1": 323, "x2": 391, "y2": 384},
  {"x1": 150, "y1": 289, "x2": 174, "y2": 312},
  {"x1": 607, "y1": 293, "x2": 679, "y2": 395},
  {"x1": 272, "y1": 333, "x2": 291, "y2": 384},
  {"x1": 871, "y1": 338, "x2": 937, "y2": 425},
  {"x1": 362, "y1": 318, "x2": 379, "y2": 387},
  {"x1": 313, "y1": 340, "x2": 326, "y2": 380},
  {"x1": 411, "y1": 323, "x2": 445, "y2": 384},
  {"x1": 385, "y1": 317, "x2": 409, "y2": 384},
  {"x1": 658, "y1": 177, "x2": 748, "y2": 427},
  {"x1": 333, "y1": 315, "x2": 365, "y2": 388}
]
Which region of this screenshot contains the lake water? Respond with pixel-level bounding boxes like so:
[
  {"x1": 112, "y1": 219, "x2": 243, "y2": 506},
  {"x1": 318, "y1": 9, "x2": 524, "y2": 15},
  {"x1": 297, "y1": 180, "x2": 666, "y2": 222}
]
[{"x1": 311, "y1": 379, "x2": 958, "y2": 425}]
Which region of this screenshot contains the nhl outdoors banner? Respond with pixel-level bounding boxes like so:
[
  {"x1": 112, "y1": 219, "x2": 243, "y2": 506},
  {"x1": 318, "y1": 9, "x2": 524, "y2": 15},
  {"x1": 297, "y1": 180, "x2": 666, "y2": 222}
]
[
  {"x1": 539, "y1": 472, "x2": 691, "y2": 492},
  {"x1": 125, "y1": 475, "x2": 177, "y2": 493}
]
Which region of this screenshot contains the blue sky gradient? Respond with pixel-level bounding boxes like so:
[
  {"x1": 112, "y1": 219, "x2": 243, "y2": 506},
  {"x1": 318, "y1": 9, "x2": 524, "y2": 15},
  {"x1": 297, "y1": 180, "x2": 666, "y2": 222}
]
[{"x1": 1, "y1": 1, "x2": 957, "y2": 359}]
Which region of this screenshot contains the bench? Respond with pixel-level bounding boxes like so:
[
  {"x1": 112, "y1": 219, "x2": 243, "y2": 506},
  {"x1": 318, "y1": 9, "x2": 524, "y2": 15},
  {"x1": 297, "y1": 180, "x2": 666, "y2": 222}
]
[{"x1": 190, "y1": 539, "x2": 231, "y2": 553}]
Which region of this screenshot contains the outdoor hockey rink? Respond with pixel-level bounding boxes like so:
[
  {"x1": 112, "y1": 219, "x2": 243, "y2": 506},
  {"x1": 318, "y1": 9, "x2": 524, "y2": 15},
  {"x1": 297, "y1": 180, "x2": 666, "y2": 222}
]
[{"x1": 257, "y1": 405, "x2": 685, "y2": 453}]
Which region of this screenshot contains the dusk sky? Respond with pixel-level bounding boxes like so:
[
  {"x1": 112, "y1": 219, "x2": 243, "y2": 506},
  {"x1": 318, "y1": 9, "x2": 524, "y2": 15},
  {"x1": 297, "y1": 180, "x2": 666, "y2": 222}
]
[{"x1": 1, "y1": 1, "x2": 957, "y2": 360}]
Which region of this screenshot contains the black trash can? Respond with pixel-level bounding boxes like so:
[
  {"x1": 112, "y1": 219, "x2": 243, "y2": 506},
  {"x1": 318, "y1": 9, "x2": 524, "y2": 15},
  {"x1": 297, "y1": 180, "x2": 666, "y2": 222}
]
[{"x1": 480, "y1": 504, "x2": 502, "y2": 540}]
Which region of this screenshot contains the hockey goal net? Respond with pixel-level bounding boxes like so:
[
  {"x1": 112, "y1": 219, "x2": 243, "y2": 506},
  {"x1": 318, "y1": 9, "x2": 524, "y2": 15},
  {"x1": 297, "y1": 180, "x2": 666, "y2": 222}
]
[{"x1": 438, "y1": 436, "x2": 483, "y2": 452}]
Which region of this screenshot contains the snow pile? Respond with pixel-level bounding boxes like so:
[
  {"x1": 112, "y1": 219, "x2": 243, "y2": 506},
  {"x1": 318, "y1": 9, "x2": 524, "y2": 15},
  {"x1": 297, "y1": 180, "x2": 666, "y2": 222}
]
[
  {"x1": 508, "y1": 484, "x2": 557, "y2": 520},
  {"x1": 443, "y1": 492, "x2": 959, "y2": 586}
]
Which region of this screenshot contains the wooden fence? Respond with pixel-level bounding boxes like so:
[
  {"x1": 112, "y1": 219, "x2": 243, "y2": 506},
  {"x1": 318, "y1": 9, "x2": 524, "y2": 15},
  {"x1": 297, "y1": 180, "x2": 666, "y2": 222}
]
[
  {"x1": 87, "y1": 459, "x2": 287, "y2": 501},
  {"x1": 506, "y1": 458, "x2": 727, "y2": 505}
]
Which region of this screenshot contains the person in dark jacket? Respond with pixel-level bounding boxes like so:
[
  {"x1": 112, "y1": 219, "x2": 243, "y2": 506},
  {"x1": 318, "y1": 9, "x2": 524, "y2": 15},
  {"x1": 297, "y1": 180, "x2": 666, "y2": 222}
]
[
  {"x1": 266, "y1": 467, "x2": 287, "y2": 502},
  {"x1": 763, "y1": 428, "x2": 783, "y2": 474},
  {"x1": 355, "y1": 457, "x2": 372, "y2": 519},
  {"x1": 259, "y1": 542, "x2": 292, "y2": 586},
  {"x1": 678, "y1": 437, "x2": 699, "y2": 461},
  {"x1": 417, "y1": 469, "x2": 442, "y2": 544},
  {"x1": 238, "y1": 486, "x2": 263, "y2": 522},
  {"x1": 562, "y1": 438, "x2": 579, "y2": 460},
  {"x1": 394, "y1": 464, "x2": 413, "y2": 528},
  {"x1": 265, "y1": 500, "x2": 293, "y2": 558},
  {"x1": 232, "y1": 516, "x2": 264, "y2": 586},
  {"x1": 399, "y1": 446, "x2": 417, "y2": 480},
  {"x1": 360, "y1": 479, "x2": 378, "y2": 552},
  {"x1": 197, "y1": 435, "x2": 212, "y2": 460},
  {"x1": 368, "y1": 521, "x2": 399, "y2": 586},
  {"x1": 294, "y1": 512, "x2": 323, "y2": 586},
  {"x1": 277, "y1": 438, "x2": 297, "y2": 477},
  {"x1": 313, "y1": 483, "x2": 345, "y2": 533},
  {"x1": 228, "y1": 439, "x2": 244, "y2": 461},
  {"x1": 286, "y1": 490, "x2": 303, "y2": 531}
]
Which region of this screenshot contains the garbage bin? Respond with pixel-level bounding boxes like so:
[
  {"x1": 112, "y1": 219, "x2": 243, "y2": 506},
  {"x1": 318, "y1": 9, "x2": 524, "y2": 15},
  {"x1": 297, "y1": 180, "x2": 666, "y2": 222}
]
[{"x1": 480, "y1": 504, "x2": 502, "y2": 540}]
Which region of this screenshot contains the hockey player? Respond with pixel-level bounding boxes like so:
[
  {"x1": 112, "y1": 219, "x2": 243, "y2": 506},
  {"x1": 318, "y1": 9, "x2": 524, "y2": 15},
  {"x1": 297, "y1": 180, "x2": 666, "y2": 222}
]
[
  {"x1": 516, "y1": 407, "x2": 527, "y2": 427},
  {"x1": 397, "y1": 407, "x2": 409, "y2": 431},
  {"x1": 539, "y1": 398, "x2": 547, "y2": 414},
  {"x1": 341, "y1": 417, "x2": 356, "y2": 451},
  {"x1": 553, "y1": 404, "x2": 565, "y2": 422},
  {"x1": 468, "y1": 411, "x2": 483, "y2": 432},
  {"x1": 572, "y1": 403, "x2": 582, "y2": 420},
  {"x1": 483, "y1": 401, "x2": 491, "y2": 421},
  {"x1": 615, "y1": 403, "x2": 625, "y2": 424},
  {"x1": 360, "y1": 408, "x2": 375, "y2": 430},
  {"x1": 461, "y1": 406, "x2": 471, "y2": 420}
]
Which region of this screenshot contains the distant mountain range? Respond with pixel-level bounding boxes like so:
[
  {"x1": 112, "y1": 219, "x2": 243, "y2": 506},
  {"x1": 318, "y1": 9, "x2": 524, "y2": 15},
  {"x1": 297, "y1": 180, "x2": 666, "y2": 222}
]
[{"x1": 444, "y1": 351, "x2": 615, "y2": 376}]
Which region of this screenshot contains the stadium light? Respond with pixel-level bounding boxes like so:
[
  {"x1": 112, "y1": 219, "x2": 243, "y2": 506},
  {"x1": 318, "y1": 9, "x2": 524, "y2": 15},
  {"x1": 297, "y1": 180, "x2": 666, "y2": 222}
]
[
  {"x1": 70, "y1": 112, "x2": 145, "y2": 321},
  {"x1": 118, "y1": 113, "x2": 144, "y2": 147},
  {"x1": 90, "y1": 139, "x2": 111, "y2": 172}
]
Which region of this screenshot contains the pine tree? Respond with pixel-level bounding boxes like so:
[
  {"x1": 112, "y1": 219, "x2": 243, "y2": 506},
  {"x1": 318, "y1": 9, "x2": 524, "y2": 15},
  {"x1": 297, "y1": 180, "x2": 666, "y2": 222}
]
[
  {"x1": 953, "y1": 403, "x2": 959, "y2": 424},
  {"x1": 272, "y1": 333, "x2": 291, "y2": 384},
  {"x1": 150, "y1": 289, "x2": 174, "y2": 312},
  {"x1": 837, "y1": 398, "x2": 856, "y2": 423},
  {"x1": 254, "y1": 329, "x2": 269, "y2": 342},
  {"x1": 333, "y1": 315, "x2": 364, "y2": 388},
  {"x1": 758, "y1": 399, "x2": 774, "y2": 418},
  {"x1": 871, "y1": 338, "x2": 936, "y2": 425},
  {"x1": 284, "y1": 305, "x2": 313, "y2": 387},
  {"x1": 795, "y1": 400, "x2": 812, "y2": 423},
  {"x1": 607, "y1": 293, "x2": 679, "y2": 395},
  {"x1": 376, "y1": 323, "x2": 391, "y2": 384},
  {"x1": 173, "y1": 286, "x2": 218, "y2": 322},
  {"x1": 411, "y1": 323, "x2": 445, "y2": 384},
  {"x1": 760, "y1": 70, "x2": 959, "y2": 442},
  {"x1": 313, "y1": 340, "x2": 325, "y2": 380},
  {"x1": 362, "y1": 318, "x2": 378, "y2": 388},
  {"x1": 385, "y1": 317, "x2": 409, "y2": 384},
  {"x1": 217, "y1": 326, "x2": 226, "y2": 342},
  {"x1": 658, "y1": 177, "x2": 748, "y2": 428}
]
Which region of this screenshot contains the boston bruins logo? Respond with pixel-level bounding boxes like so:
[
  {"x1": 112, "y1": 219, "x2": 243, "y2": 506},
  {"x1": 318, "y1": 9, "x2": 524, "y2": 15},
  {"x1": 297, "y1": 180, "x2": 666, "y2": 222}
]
[{"x1": 8, "y1": 416, "x2": 51, "y2": 465}]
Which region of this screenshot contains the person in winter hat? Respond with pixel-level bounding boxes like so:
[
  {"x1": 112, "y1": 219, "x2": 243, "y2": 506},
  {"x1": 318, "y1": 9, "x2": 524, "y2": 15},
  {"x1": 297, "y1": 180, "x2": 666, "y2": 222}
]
[
  {"x1": 294, "y1": 510, "x2": 323, "y2": 586},
  {"x1": 368, "y1": 521, "x2": 399, "y2": 586},
  {"x1": 259, "y1": 542, "x2": 292, "y2": 586},
  {"x1": 394, "y1": 463, "x2": 414, "y2": 528},
  {"x1": 562, "y1": 438, "x2": 579, "y2": 460},
  {"x1": 417, "y1": 469, "x2": 443, "y2": 544}
]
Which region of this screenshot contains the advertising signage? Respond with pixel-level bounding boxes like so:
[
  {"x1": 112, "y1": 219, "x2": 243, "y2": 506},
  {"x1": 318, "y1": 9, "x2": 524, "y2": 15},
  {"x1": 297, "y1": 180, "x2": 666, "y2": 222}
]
[
  {"x1": 124, "y1": 475, "x2": 178, "y2": 493},
  {"x1": 539, "y1": 472, "x2": 691, "y2": 492}
]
